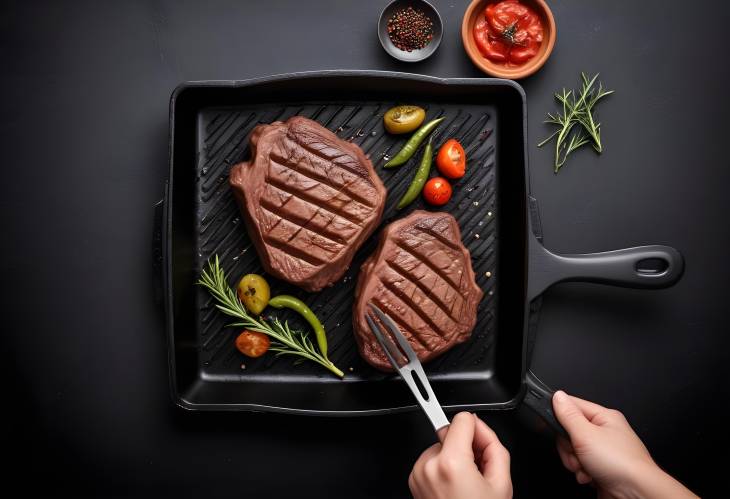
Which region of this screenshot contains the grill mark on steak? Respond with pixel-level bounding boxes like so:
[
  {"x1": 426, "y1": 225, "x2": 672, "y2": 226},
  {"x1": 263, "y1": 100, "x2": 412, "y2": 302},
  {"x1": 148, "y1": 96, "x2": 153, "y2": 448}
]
[
  {"x1": 266, "y1": 156, "x2": 372, "y2": 224},
  {"x1": 264, "y1": 214, "x2": 344, "y2": 256},
  {"x1": 376, "y1": 276, "x2": 451, "y2": 340},
  {"x1": 262, "y1": 236, "x2": 329, "y2": 266},
  {"x1": 421, "y1": 226, "x2": 462, "y2": 251},
  {"x1": 259, "y1": 198, "x2": 350, "y2": 245},
  {"x1": 288, "y1": 130, "x2": 372, "y2": 180},
  {"x1": 371, "y1": 297, "x2": 431, "y2": 351},
  {"x1": 264, "y1": 177, "x2": 364, "y2": 226},
  {"x1": 259, "y1": 180, "x2": 360, "y2": 243},
  {"x1": 259, "y1": 203, "x2": 347, "y2": 247},
  {"x1": 273, "y1": 141, "x2": 378, "y2": 207},
  {"x1": 384, "y1": 260, "x2": 462, "y2": 322},
  {"x1": 394, "y1": 242, "x2": 462, "y2": 295},
  {"x1": 389, "y1": 243, "x2": 466, "y2": 319},
  {"x1": 269, "y1": 152, "x2": 375, "y2": 208}
]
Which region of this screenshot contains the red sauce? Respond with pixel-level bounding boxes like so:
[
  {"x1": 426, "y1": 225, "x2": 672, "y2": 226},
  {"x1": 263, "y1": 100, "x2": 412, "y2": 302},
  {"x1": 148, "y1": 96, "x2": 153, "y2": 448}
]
[{"x1": 473, "y1": 0, "x2": 544, "y2": 66}]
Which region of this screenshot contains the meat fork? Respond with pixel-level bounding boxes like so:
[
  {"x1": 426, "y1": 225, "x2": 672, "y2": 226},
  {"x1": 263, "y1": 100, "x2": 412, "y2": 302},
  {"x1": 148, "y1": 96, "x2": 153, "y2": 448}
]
[{"x1": 366, "y1": 303, "x2": 450, "y2": 441}]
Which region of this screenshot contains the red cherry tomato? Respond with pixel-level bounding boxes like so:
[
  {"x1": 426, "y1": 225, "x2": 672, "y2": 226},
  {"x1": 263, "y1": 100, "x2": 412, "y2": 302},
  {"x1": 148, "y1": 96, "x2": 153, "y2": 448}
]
[
  {"x1": 436, "y1": 139, "x2": 466, "y2": 179},
  {"x1": 422, "y1": 177, "x2": 453, "y2": 206},
  {"x1": 235, "y1": 330, "x2": 271, "y2": 358}
]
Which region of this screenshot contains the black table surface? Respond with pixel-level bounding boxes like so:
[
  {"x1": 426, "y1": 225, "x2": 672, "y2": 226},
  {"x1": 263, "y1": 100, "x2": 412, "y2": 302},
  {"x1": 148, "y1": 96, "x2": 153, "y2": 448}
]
[{"x1": 3, "y1": 1, "x2": 728, "y2": 497}]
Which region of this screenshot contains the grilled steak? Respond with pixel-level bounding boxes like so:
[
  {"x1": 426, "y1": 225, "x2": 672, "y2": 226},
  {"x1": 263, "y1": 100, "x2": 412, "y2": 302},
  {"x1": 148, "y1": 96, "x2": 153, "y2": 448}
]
[
  {"x1": 353, "y1": 211, "x2": 483, "y2": 371},
  {"x1": 229, "y1": 116, "x2": 387, "y2": 292}
]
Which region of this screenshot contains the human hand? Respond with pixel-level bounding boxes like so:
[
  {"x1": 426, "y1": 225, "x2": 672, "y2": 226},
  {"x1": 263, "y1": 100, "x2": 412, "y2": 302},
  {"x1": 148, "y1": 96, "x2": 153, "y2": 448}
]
[
  {"x1": 552, "y1": 390, "x2": 697, "y2": 499},
  {"x1": 408, "y1": 412, "x2": 512, "y2": 499}
]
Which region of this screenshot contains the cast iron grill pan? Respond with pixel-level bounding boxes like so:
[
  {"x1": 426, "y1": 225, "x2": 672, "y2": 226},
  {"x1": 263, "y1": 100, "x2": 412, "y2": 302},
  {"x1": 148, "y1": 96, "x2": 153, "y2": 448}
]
[{"x1": 196, "y1": 102, "x2": 498, "y2": 383}]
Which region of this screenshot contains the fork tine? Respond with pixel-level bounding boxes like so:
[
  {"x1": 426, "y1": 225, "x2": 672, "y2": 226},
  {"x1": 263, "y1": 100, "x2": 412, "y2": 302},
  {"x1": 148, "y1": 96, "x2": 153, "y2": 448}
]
[
  {"x1": 365, "y1": 313, "x2": 404, "y2": 369},
  {"x1": 367, "y1": 304, "x2": 450, "y2": 436},
  {"x1": 370, "y1": 304, "x2": 419, "y2": 363}
]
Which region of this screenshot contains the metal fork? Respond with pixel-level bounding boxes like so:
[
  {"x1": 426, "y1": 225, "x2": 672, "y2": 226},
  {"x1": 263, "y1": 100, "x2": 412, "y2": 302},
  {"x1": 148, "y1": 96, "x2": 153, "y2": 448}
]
[{"x1": 366, "y1": 303, "x2": 450, "y2": 440}]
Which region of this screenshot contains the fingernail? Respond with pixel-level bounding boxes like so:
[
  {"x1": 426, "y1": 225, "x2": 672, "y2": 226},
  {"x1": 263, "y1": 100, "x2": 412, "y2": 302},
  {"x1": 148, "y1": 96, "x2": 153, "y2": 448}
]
[{"x1": 553, "y1": 390, "x2": 568, "y2": 404}]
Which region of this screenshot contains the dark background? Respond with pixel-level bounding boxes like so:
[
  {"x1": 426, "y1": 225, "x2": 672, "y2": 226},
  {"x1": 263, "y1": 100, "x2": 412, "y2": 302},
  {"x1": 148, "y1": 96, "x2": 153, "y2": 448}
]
[{"x1": 2, "y1": 0, "x2": 727, "y2": 497}]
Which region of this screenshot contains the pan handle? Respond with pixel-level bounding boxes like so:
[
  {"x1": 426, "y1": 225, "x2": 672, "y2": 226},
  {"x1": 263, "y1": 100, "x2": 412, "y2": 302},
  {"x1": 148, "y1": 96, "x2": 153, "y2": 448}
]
[
  {"x1": 522, "y1": 370, "x2": 567, "y2": 437},
  {"x1": 528, "y1": 235, "x2": 684, "y2": 300}
]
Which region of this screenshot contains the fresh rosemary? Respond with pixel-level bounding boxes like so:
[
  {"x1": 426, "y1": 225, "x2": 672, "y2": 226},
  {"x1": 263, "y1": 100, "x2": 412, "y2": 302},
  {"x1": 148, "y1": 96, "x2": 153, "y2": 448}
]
[
  {"x1": 197, "y1": 256, "x2": 344, "y2": 378},
  {"x1": 538, "y1": 73, "x2": 614, "y2": 172}
]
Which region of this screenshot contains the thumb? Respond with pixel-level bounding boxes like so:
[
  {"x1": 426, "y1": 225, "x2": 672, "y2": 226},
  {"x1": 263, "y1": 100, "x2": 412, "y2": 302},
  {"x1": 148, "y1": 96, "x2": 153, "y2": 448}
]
[{"x1": 552, "y1": 390, "x2": 591, "y2": 440}]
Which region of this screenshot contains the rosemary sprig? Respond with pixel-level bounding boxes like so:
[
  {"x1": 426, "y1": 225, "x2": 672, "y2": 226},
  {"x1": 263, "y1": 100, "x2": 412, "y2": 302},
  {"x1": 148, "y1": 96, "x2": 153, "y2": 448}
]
[
  {"x1": 538, "y1": 73, "x2": 614, "y2": 172},
  {"x1": 197, "y1": 256, "x2": 344, "y2": 378}
]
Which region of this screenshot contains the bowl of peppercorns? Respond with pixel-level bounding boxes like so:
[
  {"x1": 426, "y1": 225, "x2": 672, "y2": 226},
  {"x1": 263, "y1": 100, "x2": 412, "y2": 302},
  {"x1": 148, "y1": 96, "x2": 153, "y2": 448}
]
[{"x1": 378, "y1": 0, "x2": 443, "y2": 62}]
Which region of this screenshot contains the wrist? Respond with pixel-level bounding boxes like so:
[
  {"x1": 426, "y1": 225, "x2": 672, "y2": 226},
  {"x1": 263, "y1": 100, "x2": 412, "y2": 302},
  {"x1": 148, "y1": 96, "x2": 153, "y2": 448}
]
[
  {"x1": 624, "y1": 461, "x2": 697, "y2": 499},
  {"x1": 597, "y1": 460, "x2": 661, "y2": 499},
  {"x1": 626, "y1": 461, "x2": 664, "y2": 499}
]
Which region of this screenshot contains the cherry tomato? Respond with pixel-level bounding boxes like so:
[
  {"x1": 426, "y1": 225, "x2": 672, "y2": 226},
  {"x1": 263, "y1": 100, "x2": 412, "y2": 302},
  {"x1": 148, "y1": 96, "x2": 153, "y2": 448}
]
[
  {"x1": 235, "y1": 330, "x2": 271, "y2": 358},
  {"x1": 436, "y1": 139, "x2": 466, "y2": 179},
  {"x1": 422, "y1": 177, "x2": 453, "y2": 206}
]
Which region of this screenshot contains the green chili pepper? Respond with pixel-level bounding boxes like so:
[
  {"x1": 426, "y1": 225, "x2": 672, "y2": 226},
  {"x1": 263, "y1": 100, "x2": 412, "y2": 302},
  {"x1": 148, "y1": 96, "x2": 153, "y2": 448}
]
[
  {"x1": 268, "y1": 295, "x2": 328, "y2": 359},
  {"x1": 384, "y1": 117, "x2": 445, "y2": 168},
  {"x1": 397, "y1": 136, "x2": 433, "y2": 209}
]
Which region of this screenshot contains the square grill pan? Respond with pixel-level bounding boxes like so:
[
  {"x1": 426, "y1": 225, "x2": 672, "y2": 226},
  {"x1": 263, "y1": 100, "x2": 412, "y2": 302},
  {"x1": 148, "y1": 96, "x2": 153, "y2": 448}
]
[{"x1": 164, "y1": 72, "x2": 529, "y2": 414}]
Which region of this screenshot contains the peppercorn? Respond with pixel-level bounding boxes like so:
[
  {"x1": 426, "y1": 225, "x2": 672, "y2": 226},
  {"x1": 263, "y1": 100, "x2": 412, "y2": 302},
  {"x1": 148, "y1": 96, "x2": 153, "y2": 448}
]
[{"x1": 387, "y1": 6, "x2": 434, "y2": 52}]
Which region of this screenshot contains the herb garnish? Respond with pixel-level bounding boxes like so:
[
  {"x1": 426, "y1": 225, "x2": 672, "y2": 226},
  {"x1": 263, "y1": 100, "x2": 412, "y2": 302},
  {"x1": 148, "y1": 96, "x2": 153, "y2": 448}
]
[
  {"x1": 198, "y1": 256, "x2": 344, "y2": 378},
  {"x1": 538, "y1": 73, "x2": 614, "y2": 172},
  {"x1": 497, "y1": 21, "x2": 526, "y2": 47}
]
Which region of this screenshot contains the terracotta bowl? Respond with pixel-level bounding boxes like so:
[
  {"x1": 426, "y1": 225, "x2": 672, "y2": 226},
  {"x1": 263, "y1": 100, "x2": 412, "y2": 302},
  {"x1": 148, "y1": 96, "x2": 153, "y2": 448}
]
[{"x1": 461, "y1": 0, "x2": 556, "y2": 79}]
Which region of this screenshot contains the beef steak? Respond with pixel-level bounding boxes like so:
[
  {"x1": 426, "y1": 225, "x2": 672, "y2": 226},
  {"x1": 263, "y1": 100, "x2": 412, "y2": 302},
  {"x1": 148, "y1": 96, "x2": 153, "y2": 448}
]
[
  {"x1": 353, "y1": 211, "x2": 483, "y2": 371},
  {"x1": 229, "y1": 116, "x2": 387, "y2": 292}
]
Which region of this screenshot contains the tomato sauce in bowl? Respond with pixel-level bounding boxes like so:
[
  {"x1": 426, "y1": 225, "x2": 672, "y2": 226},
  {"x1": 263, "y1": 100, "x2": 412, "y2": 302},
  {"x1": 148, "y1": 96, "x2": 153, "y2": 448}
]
[
  {"x1": 462, "y1": 0, "x2": 555, "y2": 78},
  {"x1": 473, "y1": 0, "x2": 544, "y2": 66}
]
